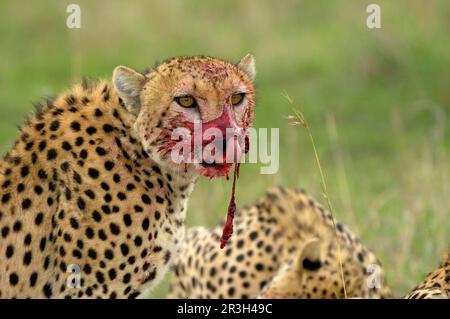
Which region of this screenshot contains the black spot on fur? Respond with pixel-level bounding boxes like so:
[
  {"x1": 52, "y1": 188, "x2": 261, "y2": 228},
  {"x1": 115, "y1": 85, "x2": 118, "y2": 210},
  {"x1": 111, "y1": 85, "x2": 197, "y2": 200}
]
[
  {"x1": 65, "y1": 95, "x2": 77, "y2": 105},
  {"x1": 43, "y1": 283, "x2": 53, "y2": 298},
  {"x1": 47, "y1": 149, "x2": 57, "y2": 160},
  {"x1": 49, "y1": 120, "x2": 60, "y2": 131},
  {"x1": 70, "y1": 121, "x2": 81, "y2": 132}
]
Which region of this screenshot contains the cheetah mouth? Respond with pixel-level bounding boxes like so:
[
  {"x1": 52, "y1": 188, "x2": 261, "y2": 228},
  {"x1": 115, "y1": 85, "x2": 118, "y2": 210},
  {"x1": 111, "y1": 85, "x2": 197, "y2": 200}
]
[
  {"x1": 201, "y1": 161, "x2": 219, "y2": 168},
  {"x1": 200, "y1": 160, "x2": 227, "y2": 168},
  {"x1": 198, "y1": 161, "x2": 233, "y2": 178},
  {"x1": 196, "y1": 140, "x2": 242, "y2": 178}
]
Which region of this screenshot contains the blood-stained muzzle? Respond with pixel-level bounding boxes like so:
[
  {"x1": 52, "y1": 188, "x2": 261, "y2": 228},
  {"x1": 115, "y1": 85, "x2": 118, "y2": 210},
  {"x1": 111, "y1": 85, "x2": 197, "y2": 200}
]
[
  {"x1": 158, "y1": 103, "x2": 250, "y2": 178},
  {"x1": 196, "y1": 104, "x2": 246, "y2": 166}
]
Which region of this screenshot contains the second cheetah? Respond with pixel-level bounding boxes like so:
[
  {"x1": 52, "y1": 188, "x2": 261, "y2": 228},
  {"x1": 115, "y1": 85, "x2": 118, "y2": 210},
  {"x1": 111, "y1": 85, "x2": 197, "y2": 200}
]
[{"x1": 168, "y1": 186, "x2": 390, "y2": 299}]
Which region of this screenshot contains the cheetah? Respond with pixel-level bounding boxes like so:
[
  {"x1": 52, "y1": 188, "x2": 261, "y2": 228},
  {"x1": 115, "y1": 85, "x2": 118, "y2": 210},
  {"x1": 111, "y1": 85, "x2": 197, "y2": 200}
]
[
  {"x1": 404, "y1": 251, "x2": 449, "y2": 299},
  {"x1": 0, "y1": 55, "x2": 256, "y2": 298},
  {"x1": 168, "y1": 186, "x2": 390, "y2": 299}
]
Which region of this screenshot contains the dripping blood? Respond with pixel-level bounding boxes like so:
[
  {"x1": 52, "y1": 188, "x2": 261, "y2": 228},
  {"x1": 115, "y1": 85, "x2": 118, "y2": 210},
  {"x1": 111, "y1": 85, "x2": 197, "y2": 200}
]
[{"x1": 220, "y1": 108, "x2": 250, "y2": 249}]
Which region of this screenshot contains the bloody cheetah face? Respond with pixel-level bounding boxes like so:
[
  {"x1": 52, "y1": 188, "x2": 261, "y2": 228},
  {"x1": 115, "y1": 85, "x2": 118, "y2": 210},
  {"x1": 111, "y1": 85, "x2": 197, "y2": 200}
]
[{"x1": 113, "y1": 55, "x2": 256, "y2": 178}]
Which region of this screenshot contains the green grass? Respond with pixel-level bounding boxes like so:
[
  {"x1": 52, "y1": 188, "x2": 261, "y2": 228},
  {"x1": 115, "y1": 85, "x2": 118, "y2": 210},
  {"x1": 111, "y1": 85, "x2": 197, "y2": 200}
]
[{"x1": 0, "y1": 0, "x2": 449, "y2": 298}]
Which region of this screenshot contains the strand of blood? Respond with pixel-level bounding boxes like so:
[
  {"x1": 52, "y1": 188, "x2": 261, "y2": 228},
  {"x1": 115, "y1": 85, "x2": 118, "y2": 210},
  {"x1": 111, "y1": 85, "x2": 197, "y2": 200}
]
[
  {"x1": 220, "y1": 161, "x2": 239, "y2": 249},
  {"x1": 220, "y1": 107, "x2": 250, "y2": 249}
]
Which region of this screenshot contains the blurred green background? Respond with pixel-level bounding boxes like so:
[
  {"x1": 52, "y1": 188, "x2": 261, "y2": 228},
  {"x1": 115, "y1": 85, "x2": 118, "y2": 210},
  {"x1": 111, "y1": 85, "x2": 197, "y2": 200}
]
[{"x1": 0, "y1": 0, "x2": 449, "y2": 298}]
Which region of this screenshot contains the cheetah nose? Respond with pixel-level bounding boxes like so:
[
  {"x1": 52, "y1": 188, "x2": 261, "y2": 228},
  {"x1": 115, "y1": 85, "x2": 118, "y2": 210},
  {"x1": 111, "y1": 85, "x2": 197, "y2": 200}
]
[
  {"x1": 202, "y1": 104, "x2": 240, "y2": 134},
  {"x1": 201, "y1": 134, "x2": 242, "y2": 165},
  {"x1": 200, "y1": 104, "x2": 245, "y2": 163}
]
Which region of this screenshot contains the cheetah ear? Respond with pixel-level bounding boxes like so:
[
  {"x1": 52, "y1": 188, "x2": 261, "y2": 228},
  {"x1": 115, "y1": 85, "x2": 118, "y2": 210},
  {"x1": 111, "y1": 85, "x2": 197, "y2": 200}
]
[
  {"x1": 237, "y1": 54, "x2": 256, "y2": 81},
  {"x1": 113, "y1": 66, "x2": 146, "y2": 115},
  {"x1": 296, "y1": 238, "x2": 322, "y2": 273}
]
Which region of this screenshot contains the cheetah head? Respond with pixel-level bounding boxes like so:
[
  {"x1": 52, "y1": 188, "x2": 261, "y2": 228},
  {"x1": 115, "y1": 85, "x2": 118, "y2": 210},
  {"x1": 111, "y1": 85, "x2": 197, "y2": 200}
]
[
  {"x1": 112, "y1": 55, "x2": 256, "y2": 178},
  {"x1": 258, "y1": 238, "x2": 388, "y2": 299}
]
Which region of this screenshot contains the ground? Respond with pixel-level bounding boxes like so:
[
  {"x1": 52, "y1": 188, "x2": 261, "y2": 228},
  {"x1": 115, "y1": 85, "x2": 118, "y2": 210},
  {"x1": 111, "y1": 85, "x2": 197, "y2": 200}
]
[{"x1": 0, "y1": 1, "x2": 449, "y2": 297}]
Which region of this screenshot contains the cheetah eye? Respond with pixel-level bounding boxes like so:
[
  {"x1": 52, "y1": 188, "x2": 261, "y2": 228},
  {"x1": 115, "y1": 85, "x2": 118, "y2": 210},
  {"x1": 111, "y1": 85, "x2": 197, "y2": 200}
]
[
  {"x1": 175, "y1": 95, "x2": 197, "y2": 108},
  {"x1": 231, "y1": 93, "x2": 245, "y2": 106}
]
